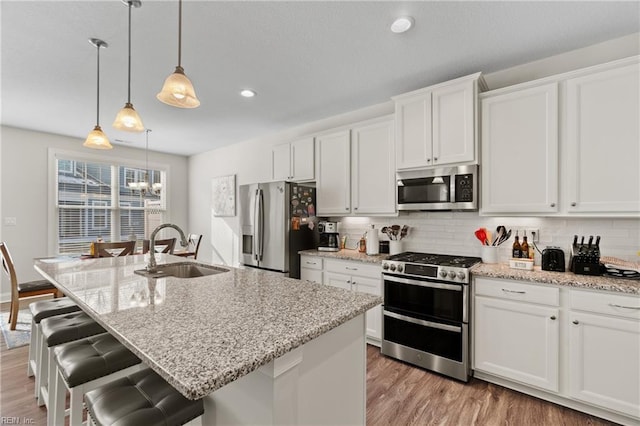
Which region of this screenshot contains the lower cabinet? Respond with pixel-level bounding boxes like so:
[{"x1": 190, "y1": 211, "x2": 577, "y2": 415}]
[
  {"x1": 474, "y1": 278, "x2": 559, "y2": 392},
  {"x1": 300, "y1": 255, "x2": 382, "y2": 345},
  {"x1": 473, "y1": 277, "x2": 640, "y2": 425}
]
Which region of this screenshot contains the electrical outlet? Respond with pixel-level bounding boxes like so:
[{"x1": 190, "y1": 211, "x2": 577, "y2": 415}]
[{"x1": 527, "y1": 229, "x2": 540, "y2": 243}]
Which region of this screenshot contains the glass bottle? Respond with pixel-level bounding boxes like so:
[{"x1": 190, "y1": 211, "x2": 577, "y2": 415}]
[
  {"x1": 512, "y1": 231, "x2": 521, "y2": 258},
  {"x1": 520, "y1": 231, "x2": 529, "y2": 260}
]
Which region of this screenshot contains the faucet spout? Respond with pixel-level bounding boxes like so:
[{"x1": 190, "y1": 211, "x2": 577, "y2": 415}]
[{"x1": 146, "y1": 223, "x2": 189, "y2": 272}]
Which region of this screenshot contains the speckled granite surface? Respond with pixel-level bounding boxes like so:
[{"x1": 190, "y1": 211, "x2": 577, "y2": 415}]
[
  {"x1": 34, "y1": 254, "x2": 381, "y2": 400},
  {"x1": 472, "y1": 263, "x2": 639, "y2": 294},
  {"x1": 299, "y1": 249, "x2": 389, "y2": 264}
]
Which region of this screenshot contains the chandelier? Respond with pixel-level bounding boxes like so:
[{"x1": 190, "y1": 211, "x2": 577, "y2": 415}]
[{"x1": 128, "y1": 129, "x2": 162, "y2": 194}]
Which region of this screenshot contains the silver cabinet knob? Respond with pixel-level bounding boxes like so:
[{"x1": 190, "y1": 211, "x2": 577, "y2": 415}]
[
  {"x1": 550, "y1": 316, "x2": 556, "y2": 320},
  {"x1": 572, "y1": 320, "x2": 579, "y2": 325},
  {"x1": 571, "y1": 202, "x2": 577, "y2": 207},
  {"x1": 354, "y1": 207, "x2": 358, "y2": 210},
  {"x1": 434, "y1": 157, "x2": 438, "y2": 162},
  {"x1": 550, "y1": 203, "x2": 556, "y2": 207},
  {"x1": 427, "y1": 158, "x2": 431, "y2": 162},
  {"x1": 345, "y1": 207, "x2": 349, "y2": 211}
]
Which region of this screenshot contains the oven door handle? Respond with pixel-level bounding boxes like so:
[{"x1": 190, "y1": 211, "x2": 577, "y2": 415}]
[
  {"x1": 384, "y1": 310, "x2": 462, "y2": 333},
  {"x1": 383, "y1": 274, "x2": 462, "y2": 291}
]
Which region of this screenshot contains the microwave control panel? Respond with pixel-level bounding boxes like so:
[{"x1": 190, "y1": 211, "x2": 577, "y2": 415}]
[{"x1": 454, "y1": 174, "x2": 474, "y2": 202}]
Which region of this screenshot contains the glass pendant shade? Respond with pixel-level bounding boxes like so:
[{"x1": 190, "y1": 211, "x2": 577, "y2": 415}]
[
  {"x1": 83, "y1": 125, "x2": 113, "y2": 149},
  {"x1": 157, "y1": 66, "x2": 200, "y2": 108},
  {"x1": 113, "y1": 103, "x2": 144, "y2": 131}
]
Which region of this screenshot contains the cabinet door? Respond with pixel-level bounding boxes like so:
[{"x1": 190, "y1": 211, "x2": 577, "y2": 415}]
[
  {"x1": 316, "y1": 130, "x2": 351, "y2": 215},
  {"x1": 352, "y1": 275, "x2": 382, "y2": 342},
  {"x1": 395, "y1": 93, "x2": 433, "y2": 170},
  {"x1": 291, "y1": 137, "x2": 315, "y2": 181},
  {"x1": 324, "y1": 272, "x2": 352, "y2": 291},
  {"x1": 351, "y1": 118, "x2": 396, "y2": 215},
  {"x1": 565, "y1": 62, "x2": 640, "y2": 213},
  {"x1": 480, "y1": 83, "x2": 559, "y2": 213},
  {"x1": 432, "y1": 79, "x2": 475, "y2": 166},
  {"x1": 271, "y1": 143, "x2": 291, "y2": 181},
  {"x1": 474, "y1": 296, "x2": 559, "y2": 392},
  {"x1": 301, "y1": 268, "x2": 322, "y2": 284},
  {"x1": 568, "y1": 311, "x2": 640, "y2": 417}
]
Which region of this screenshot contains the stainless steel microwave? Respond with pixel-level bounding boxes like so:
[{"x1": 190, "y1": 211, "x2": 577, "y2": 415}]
[{"x1": 396, "y1": 165, "x2": 478, "y2": 211}]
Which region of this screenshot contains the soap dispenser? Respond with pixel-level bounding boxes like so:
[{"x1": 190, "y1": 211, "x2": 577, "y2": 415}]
[{"x1": 366, "y1": 224, "x2": 379, "y2": 255}]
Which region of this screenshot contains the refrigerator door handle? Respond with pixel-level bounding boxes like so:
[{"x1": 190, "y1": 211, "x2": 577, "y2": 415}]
[
  {"x1": 253, "y1": 189, "x2": 260, "y2": 261},
  {"x1": 257, "y1": 188, "x2": 265, "y2": 260}
]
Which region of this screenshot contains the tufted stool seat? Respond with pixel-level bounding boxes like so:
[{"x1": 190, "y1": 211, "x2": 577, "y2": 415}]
[
  {"x1": 84, "y1": 368, "x2": 204, "y2": 426},
  {"x1": 37, "y1": 311, "x2": 105, "y2": 408},
  {"x1": 28, "y1": 297, "x2": 81, "y2": 379},
  {"x1": 50, "y1": 333, "x2": 143, "y2": 426}
]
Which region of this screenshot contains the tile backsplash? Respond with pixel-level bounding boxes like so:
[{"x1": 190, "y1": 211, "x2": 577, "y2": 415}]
[{"x1": 330, "y1": 213, "x2": 640, "y2": 265}]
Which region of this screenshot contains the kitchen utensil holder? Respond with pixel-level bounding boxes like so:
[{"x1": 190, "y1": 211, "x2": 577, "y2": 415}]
[
  {"x1": 389, "y1": 241, "x2": 403, "y2": 256},
  {"x1": 481, "y1": 246, "x2": 498, "y2": 264}
]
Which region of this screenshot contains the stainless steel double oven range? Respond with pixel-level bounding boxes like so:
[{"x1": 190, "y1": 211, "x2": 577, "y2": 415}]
[{"x1": 381, "y1": 252, "x2": 481, "y2": 382}]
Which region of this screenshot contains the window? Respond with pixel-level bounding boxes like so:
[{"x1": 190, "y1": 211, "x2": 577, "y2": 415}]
[{"x1": 55, "y1": 157, "x2": 166, "y2": 254}]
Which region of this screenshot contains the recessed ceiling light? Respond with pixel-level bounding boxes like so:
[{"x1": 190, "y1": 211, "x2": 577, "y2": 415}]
[
  {"x1": 240, "y1": 89, "x2": 256, "y2": 98},
  {"x1": 390, "y1": 17, "x2": 414, "y2": 34}
]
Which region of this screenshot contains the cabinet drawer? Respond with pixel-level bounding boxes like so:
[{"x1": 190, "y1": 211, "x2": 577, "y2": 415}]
[
  {"x1": 300, "y1": 255, "x2": 323, "y2": 270},
  {"x1": 475, "y1": 278, "x2": 559, "y2": 307},
  {"x1": 570, "y1": 289, "x2": 640, "y2": 320},
  {"x1": 325, "y1": 258, "x2": 381, "y2": 279},
  {"x1": 301, "y1": 268, "x2": 322, "y2": 285}
]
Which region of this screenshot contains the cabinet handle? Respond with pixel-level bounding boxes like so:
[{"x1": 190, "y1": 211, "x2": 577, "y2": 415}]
[
  {"x1": 345, "y1": 207, "x2": 349, "y2": 211},
  {"x1": 346, "y1": 280, "x2": 352, "y2": 284},
  {"x1": 501, "y1": 288, "x2": 526, "y2": 294},
  {"x1": 609, "y1": 303, "x2": 640, "y2": 310},
  {"x1": 550, "y1": 203, "x2": 556, "y2": 207},
  {"x1": 354, "y1": 207, "x2": 358, "y2": 210},
  {"x1": 346, "y1": 267, "x2": 358, "y2": 271},
  {"x1": 427, "y1": 158, "x2": 431, "y2": 163},
  {"x1": 572, "y1": 320, "x2": 579, "y2": 325},
  {"x1": 571, "y1": 202, "x2": 577, "y2": 207},
  {"x1": 550, "y1": 316, "x2": 556, "y2": 320},
  {"x1": 433, "y1": 157, "x2": 438, "y2": 162},
  {"x1": 305, "y1": 261, "x2": 316, "y2": 265}
]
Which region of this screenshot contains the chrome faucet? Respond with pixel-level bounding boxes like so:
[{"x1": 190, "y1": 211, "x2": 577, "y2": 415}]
[{"x1": 146, "y1": 223, "x2": 189, "y2": 272}]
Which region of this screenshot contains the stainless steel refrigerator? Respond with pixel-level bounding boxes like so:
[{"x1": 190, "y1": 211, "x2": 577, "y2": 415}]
[{"x1": 240, "y1": 181, "x2": 317, "y2": 278}]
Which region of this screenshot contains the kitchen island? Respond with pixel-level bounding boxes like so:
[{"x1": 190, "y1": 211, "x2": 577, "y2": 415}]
[{"x1": 34, "y1": 254, "x2": 382, "y2": 425}]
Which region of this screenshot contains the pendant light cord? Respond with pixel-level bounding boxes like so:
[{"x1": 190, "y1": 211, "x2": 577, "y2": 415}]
[
  {"x1": 177, "y1": 0, "x2": 182, "y2": 67},
  {"x1": 127, "y1": 1, "x2": 132, "y2": 103},
  {"x1": 96, "y1": 43, "x2": 101, "y2": 126},
  {"x1": 145, "y1": 129, "x2": 151, "y2": 188}
]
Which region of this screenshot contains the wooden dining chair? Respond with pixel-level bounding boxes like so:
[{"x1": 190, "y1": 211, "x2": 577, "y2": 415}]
[
  {"x1": 92, "y1": 241, "x2": 136, "y2": 258},
  {"x1": 187, "y1": 234, "x2": 202, "y2": 259},
  {"x1": 142, "y1": 238, "x2": 176, "y2": 254},
  {"x1": 0, "y1": 242, "x2": 62, "y2": 330}
]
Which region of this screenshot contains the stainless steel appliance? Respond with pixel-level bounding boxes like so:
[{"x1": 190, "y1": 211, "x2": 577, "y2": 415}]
[
  {"x1": 318, "y1": 221, "x2": 340, "y2": 252},
  {"x1": 396, "y1": 165, "x2": 478, "y2": 211},
  {"x1": 240, "y1": 182, "x2": 317, "y2": 278},
  {"x1": 381, "y1": 252, "x2": 481, "y2": 382}
]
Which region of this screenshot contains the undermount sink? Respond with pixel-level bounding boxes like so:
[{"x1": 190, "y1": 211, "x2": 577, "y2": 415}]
[{"x1": 135, "y1": 262, "x2": 229, "y2": 279}]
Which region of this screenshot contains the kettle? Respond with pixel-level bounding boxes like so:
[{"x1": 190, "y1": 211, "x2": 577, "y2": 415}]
[{"x1": 542, "y1": 247, "x2": 565, "y2": 272}]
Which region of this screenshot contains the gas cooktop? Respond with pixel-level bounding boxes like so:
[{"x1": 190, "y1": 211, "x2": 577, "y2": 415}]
[{"x1": 387, "y1": 252, "x2": 482, "y2": 269}]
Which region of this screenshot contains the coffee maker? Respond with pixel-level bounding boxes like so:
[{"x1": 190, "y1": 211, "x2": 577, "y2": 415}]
[{"x1": 318, "y1": 221, "x2": 340, "y2": 252}]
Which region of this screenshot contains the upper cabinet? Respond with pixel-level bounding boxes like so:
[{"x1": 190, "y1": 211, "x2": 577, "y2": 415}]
[
  {"x1": 316, "y1": 116, "x2": 396, "y2": 216},
  {"x1": 394, "y1": 73, "x2": 484, "y2": 170},
  {"x1": 271, "y1": 137, "x2": 315, "y2": 182},
  {"x1": 481, "y1": 83, "x2": 559, "y2": 214},
  {"x1": 564, "y1": 62, "x2": 640, "y2": 214},
  {"x1": 480, "y1": 56, "x2": 640, "y2": 217}
]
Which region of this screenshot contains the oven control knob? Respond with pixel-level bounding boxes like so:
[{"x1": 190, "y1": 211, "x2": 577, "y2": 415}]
[
  {"x1": 389, "y1": 264, "x2": 396, "y2": 272},
  {"x1": 457, "y1": 271, "x2": 466, "y2": 280},
  {"x1": 439, "y1": 270, "x2": 448, "y2": 278},
  {"x1": 448, "y1": 271, "x2": 456, "y2": 279},
  {"x1": 382, "y1": 263, "x2": 389, "y2": 270},
  {"x1": 397, "y1": 264, "x2": 404, "y2": 273}
]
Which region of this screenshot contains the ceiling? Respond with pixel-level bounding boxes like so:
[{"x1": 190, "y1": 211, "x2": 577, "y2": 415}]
[{"x1": 2, "y1": 1, "x2": 639, "y2": 156}]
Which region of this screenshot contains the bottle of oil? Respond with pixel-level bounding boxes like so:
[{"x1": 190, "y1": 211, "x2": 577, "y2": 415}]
[
  {"x1": 512, "y1": 230, "x2": 521, "y2": 258},
  {"x1": 520, "y1": 231, "x2": 529, "y2": 260}
]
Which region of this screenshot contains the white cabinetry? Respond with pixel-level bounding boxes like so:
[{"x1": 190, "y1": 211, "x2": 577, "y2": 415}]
[
  {"x1": 568, "y1": 289, "x2": 640, "y2": 418},
  {"x1": 271, "y1": 137, "x2": 314, "y2": 182},
  {"x1": 300, "y1": 255, "x2": 323, "y2": 284},
  {"x1": 394, "y1": 73, "x2": 482, "y2": 170},
  {"x1": 316, "y1": 116, "x2": 396, "y2": 216},
  {"x1": 324, "y1": 259, "x2": 382, "y2": 343},
  {"x1": 480, "y1": 56, "x2": 640, "y2": 216},
  {"x1": 480, "y1": 83, "x2": 559, "y2": 213},
  {"x1": 564, "y1": 62, "x2": 640, "y2": 213},
  {"x1": 474, "y1": 278, "x2": 559, "y2": 392}
]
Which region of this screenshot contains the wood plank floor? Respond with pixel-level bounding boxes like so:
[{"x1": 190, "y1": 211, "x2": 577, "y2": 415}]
[{"x1": 1, "y1": 330, "x2": 617, "y2": 425}]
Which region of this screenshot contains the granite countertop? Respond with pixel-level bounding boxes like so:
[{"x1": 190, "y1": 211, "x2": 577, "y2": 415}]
[
  {"x1": 472, "y1": 263, "x2": 640, "y2": 295},
  {"x1": 34, "y1": 254, "x2": 382, "y2": 400},
  {"x1": 299, "y1": 249, "x2": 389, "y2": 264}
]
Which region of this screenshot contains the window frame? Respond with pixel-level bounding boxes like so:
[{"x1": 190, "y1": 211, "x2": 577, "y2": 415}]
[{"x1": 48, "y1": 148, "x2": 170, "y2": 255}]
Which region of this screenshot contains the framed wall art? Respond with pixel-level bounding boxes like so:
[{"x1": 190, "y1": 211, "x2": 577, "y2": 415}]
[{"x1": 211, "y1": 174, "x2": 236, "y2": 217}]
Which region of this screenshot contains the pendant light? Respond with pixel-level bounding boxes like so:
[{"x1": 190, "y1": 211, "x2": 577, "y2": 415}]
[
  {"x1": 156, "y1": 0, "x2": 200, "y2": 108},
  {"x1": 84, "y1": 38, "x2": 112, "y2": 150},
  {"x1": 113, "y1": 0, "x2": 144, "y2": 132},
  {"x1": 129, "y1": 129, "x2": 151, "y2": 192}
]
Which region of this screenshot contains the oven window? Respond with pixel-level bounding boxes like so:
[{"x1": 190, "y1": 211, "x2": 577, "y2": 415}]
[
  {"x1": 384, "y1": 280, "x2": 463, "y2": 322},
  {"x1": 397, "y1": 176, "x2": 450, "y2": 204},
  {"x1": 384, "y1": 314, "x2": 463, "y2": 361}
]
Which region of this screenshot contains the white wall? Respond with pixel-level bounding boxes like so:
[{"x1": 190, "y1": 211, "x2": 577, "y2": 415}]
[
  {"x1": 0, "y1": 126, "x2": 189, "y2": 302},
  {"x1": 188, "y1": 33, "x2": 640, "y2": 270}
]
